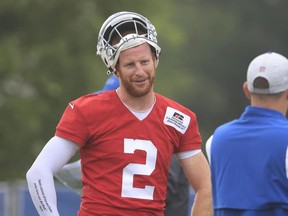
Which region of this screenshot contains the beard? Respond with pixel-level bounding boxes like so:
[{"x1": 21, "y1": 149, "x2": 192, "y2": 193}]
[{"x1": 121, "y1": 75, "x2": 155, "y2": 97}]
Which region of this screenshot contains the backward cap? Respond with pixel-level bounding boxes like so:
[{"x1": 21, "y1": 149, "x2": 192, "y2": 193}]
[{"x1": 247, "y1": 52, "x2": 288, "y2": 94}]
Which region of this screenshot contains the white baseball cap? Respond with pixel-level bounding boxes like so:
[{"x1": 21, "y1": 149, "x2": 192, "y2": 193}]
[{"x1": 247, "y1": 52, "x2": 288, "y2": 94}]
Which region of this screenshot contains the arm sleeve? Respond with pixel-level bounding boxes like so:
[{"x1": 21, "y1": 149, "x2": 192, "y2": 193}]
[
  {"x1": 26, "y1": 136, "x2": 80, "y2": 216},
  {"x1": 175, "y1": 149, "x2": 201, "y2": 160}
]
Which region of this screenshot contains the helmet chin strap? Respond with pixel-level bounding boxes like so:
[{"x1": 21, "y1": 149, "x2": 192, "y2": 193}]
[{"x1": 107, "y1": 67, "x2": 114, "y2": 75}]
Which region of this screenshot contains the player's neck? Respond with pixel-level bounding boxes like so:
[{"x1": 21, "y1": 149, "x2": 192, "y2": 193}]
[
  {"x1": 116, "y1": 88, "x2": 156, "y2": 112},
  {"x1": 251, "y1": 95, "x2": 288, "y2": 116}
]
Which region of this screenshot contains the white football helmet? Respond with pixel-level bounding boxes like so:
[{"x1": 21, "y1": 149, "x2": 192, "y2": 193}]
[{"x1": 96, "y1": 11, "x2": 161, "y2": 74}]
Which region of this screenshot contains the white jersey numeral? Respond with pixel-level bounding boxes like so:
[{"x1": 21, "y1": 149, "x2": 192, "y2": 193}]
[{"x1": 121, "y1": 138, "x2": 157, "y2": 200}]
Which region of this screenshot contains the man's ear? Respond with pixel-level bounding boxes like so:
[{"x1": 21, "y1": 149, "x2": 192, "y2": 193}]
[
  {"x1": 285, "y1": 90, "x2": 288, "y2": 100},
  {"x1": 114, "y1": 71, "x2": 120, "y2": 78},
  {"x1": 243, "y1": 81, "x2": 251, "y2": 99},
  {"x1": 153, "y1": 55, "x2": 157, "y2": 68}
]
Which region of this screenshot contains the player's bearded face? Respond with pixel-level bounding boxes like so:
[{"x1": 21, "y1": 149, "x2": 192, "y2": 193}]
[{"x1": 116, "y1": 43, "x2": 156, "y2": 97}]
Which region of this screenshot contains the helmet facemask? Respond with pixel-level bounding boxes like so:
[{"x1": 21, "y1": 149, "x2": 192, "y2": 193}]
[{"x1": 96, "y1": 12, "x2": 161, "y2": 74}]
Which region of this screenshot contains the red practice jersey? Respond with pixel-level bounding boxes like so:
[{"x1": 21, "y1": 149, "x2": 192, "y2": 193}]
[{"x1": 55, "y1": 90, "x2": 201, "y2": 216}]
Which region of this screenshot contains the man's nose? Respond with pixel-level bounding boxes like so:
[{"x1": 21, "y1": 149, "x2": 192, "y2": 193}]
[{"x1": 135, "y1": 62, "x2": 145, "y2": 74}]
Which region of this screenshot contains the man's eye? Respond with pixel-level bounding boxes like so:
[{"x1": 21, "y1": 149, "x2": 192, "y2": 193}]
[
  {"x1": 141, "y1": 60, "x2": 149, "y2": 65},
  {"x1": 126, "y1": 63, "x2": 134, "y2": 68}
]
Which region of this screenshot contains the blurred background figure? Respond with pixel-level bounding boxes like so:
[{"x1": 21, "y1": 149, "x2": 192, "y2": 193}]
[{"x1": 164, "y1": 155, "x2": 190, "y2": 216}]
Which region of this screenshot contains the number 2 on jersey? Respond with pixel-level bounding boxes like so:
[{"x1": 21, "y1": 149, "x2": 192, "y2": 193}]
[{"x1": 121, "y1": 138, "x2": 157, "y2": 200}]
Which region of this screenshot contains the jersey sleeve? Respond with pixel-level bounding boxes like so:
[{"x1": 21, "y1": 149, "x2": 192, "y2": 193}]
[
  {"x1": 158, "y1": 94, "x2": 202, "y2": 153},
  {"x1": 179, "y1": 112, "x2": 202, "y2": 152},
  {"x1": 55, "y1": 100, "x2": 89, "y2": 146}
]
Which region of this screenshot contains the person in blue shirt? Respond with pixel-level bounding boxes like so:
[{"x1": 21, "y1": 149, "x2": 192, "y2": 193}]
[{"x1": 206, "y1": 51, "x2": 288, "y2": 216}]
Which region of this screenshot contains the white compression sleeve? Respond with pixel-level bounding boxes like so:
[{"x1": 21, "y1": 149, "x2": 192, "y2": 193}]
[
  {"x1": 175, "y1": 149, "x2": 201, "y2": 160},
  {"x1": 26, "y1": 136, "x2": 80, "y2": 216}
]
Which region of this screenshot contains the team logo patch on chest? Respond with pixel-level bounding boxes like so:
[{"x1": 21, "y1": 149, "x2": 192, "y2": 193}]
[{"x1": 163, "y1": 107, "x2": 190, "y2": 134}]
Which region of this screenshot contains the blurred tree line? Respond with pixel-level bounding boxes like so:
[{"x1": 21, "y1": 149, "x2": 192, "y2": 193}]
[{"x1": 1, "y1": 0, "x2": 288, "y2": 180}]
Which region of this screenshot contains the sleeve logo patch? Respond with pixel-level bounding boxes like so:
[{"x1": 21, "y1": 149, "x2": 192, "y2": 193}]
[{"x1": 163, "y1": 107, "x2": 190, "y2": 134}]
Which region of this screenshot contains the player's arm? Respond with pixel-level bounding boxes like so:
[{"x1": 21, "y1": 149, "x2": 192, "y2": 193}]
[
  {"x1": 178, "y1": 151, "x2": 213, "y2": 216},
  {"x1": 26, "y1": 136, "x2": 80, "y2": 216}
]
